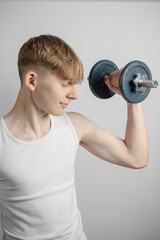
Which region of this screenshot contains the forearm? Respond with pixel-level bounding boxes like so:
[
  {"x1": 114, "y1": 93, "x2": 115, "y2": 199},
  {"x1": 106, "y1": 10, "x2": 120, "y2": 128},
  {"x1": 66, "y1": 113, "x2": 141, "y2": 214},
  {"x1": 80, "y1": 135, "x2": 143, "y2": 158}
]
[{"x1": 125, "y1": 102, "x2": 149, "y2": 168}]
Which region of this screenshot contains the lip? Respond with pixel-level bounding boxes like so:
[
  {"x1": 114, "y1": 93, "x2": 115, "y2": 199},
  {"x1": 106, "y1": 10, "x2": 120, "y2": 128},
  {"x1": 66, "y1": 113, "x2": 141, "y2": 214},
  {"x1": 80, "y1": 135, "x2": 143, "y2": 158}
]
[{"x1": 60, "y1": 103, "x2": 69, "y2": 108}]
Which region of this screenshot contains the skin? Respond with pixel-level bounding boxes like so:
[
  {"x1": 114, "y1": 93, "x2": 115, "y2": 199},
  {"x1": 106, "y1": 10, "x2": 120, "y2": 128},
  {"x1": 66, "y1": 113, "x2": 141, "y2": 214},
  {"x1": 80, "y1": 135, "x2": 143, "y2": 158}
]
[{"x1": 4, "y1": 69, "x2": 148, "y2": 168}]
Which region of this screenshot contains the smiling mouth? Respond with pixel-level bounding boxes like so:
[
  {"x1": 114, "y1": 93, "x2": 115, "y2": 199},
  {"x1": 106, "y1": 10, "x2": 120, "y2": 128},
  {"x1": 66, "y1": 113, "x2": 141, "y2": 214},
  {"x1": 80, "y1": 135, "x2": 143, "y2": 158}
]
[{"x1": 60, "y1": 103, "x2": 69, "y2": 108}]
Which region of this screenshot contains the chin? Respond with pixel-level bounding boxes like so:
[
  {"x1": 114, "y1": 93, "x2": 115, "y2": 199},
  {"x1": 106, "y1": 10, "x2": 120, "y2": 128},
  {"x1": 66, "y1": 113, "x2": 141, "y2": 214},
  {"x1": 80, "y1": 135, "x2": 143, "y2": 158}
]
[{"x1": 49, "y1": 109, "x2": 65, "y2": 117}]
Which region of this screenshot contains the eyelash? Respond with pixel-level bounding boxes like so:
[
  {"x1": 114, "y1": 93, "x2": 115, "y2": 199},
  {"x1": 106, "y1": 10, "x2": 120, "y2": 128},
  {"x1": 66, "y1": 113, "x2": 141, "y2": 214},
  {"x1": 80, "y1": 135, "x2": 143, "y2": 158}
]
[{"x1": 62, "y1": 83, "x2": 70, "y2": 87}]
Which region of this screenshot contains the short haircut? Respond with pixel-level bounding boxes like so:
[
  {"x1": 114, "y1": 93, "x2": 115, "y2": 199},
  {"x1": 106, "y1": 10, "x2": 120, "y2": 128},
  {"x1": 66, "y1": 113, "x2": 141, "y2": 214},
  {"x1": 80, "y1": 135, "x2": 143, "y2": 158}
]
[{"x1": 17, "y1": 35, "x2": 83, "y2": 85}]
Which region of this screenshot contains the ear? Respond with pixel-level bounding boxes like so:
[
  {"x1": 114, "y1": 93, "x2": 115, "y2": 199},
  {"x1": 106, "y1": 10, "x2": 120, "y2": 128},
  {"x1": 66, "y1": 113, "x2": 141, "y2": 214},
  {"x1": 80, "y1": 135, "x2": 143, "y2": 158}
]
[{"x1": 24, "y1": 71, "x2": 37, "y2": 91}]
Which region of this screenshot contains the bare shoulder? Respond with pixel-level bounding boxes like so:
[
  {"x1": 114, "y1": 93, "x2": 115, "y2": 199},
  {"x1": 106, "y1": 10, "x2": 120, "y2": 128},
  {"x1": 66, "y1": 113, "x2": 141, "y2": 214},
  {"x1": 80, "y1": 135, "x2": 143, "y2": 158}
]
[
  {"x1": 66, "y1": 112, "x2": 95, "y2": 128},
  {"x1": 66, "y1": 112, "x2": 96, "y2": 143}
]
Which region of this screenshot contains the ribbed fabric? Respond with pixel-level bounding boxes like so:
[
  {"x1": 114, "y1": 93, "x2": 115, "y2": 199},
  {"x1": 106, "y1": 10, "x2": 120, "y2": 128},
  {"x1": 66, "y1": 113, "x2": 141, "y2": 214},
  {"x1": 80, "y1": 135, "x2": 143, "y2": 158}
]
[{"x1": 0, "y1": 113, "x2": 87, "y2": 240}]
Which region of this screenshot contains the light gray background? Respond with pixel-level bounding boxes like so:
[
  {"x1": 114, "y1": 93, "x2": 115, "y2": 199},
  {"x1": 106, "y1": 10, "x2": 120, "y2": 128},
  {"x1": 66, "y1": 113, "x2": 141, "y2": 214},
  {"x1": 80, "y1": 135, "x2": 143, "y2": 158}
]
[{"x1": 0, "y1": 1, "x2": 160, "y2": 240}]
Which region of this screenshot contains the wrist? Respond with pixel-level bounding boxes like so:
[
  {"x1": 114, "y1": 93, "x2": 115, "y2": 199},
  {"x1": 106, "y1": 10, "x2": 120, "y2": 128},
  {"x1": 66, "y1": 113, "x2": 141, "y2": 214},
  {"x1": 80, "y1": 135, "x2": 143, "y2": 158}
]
[{"x1": 127, "y1": 102, "x2": 142, "y2": 108}]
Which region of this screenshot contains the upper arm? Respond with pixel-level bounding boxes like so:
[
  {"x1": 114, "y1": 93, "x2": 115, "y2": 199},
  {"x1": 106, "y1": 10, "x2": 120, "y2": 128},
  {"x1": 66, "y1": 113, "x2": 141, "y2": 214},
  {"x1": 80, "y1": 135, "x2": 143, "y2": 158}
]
[
  {"x1": 66, "y1": 112, "x2": 135, "y2": 169},
  {"x1": 66, "y1": 112, "x2": 95, "y2": 144}
]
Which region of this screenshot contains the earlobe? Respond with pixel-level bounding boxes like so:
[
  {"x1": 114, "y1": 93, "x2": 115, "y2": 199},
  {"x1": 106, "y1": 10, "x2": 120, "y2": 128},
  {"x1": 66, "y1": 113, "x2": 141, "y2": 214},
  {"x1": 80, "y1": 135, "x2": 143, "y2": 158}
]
[{"x1": 24, "y1": 72, "x2": 37, "y2": 91}]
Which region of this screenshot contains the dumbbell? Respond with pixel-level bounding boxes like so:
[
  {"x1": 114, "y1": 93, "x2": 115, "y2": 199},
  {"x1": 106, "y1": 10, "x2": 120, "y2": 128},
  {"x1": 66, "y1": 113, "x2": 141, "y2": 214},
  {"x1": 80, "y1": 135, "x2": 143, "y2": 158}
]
[{"x1": 88, "y1": 60, "x2": 158, "y2": 103}]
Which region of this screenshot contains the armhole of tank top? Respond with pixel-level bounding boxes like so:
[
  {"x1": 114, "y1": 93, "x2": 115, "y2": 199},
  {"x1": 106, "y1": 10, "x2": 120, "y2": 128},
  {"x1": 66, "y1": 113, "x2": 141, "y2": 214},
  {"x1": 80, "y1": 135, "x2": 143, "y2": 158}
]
[{"x1": 63, "y1": 113, "x2": 79, "y2": 147}]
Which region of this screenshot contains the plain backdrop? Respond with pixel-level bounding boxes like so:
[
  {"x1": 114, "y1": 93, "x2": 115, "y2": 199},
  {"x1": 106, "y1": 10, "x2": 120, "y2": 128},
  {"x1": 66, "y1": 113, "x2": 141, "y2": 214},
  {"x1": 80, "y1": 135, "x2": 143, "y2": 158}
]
[{"x1": 0, "y1": 1, "x2": 160, "y2": 240}]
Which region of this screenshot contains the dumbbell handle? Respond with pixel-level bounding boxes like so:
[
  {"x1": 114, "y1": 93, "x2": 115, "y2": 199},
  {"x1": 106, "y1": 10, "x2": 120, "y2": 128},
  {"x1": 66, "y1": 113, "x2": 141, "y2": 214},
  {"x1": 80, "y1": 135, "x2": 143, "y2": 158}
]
[
  {"x1": 133, "y1": 73, "x2": 158, "y2": 89},
  {"x1": 104, "y1": 73, "x2": 158, "y2": 89},
  {"x1": 138, "y1": 79, "x2": 158, "y2": 88}
]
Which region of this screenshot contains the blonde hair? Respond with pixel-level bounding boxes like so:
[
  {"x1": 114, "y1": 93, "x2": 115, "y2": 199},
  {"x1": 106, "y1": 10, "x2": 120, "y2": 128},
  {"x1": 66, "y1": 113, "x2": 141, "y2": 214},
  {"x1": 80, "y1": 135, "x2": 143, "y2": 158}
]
[{"x1": 17, "y1": 35, "x2": 83, "y2": 85}]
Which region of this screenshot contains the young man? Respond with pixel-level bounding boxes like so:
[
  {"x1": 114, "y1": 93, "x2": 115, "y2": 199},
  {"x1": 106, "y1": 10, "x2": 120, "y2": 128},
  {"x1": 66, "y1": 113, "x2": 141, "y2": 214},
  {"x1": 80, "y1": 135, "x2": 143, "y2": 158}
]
[{"x1": 0, "y1": 35, "x2": 148, "y2": 240}]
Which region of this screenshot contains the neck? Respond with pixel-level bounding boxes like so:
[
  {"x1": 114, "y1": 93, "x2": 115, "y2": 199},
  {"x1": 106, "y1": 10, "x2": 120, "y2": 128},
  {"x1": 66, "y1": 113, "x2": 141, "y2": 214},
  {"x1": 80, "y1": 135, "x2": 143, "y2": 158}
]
[{"x1": 4, "y1": 87, "x2": 51, "y2": 141}]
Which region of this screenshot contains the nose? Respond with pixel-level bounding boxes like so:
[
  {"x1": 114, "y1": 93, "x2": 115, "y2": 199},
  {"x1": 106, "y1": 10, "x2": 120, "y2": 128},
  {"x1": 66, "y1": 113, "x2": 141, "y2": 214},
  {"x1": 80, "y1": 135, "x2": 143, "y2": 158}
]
[{"x1": 67, "y1": 84, "x2": 78, "y2": 100}]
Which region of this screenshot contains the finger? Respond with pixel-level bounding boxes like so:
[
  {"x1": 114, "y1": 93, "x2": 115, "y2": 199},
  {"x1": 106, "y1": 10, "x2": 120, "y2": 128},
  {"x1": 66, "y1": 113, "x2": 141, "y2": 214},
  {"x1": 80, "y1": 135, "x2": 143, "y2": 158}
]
[{"x1": 104, "y1": 76, "x2": 111, "y2": 85}]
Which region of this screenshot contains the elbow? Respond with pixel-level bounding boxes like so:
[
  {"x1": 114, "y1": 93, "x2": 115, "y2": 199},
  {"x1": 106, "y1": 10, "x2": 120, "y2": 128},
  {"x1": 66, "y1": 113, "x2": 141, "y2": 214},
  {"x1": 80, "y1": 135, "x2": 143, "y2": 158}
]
[{"x1": 132, "y1": 156, "x2": 149, "y2": 169}]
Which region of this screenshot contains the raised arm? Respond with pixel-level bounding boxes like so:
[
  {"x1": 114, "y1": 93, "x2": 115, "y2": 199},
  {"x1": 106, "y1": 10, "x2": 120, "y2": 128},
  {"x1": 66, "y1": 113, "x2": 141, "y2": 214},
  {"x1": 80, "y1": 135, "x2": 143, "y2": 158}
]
[
  {"x1": 67, "y1": 71, "x2": 149, "y2": 169},
  {"x1": 67, "y1": 105, "x2": 148, "y2": 169}
]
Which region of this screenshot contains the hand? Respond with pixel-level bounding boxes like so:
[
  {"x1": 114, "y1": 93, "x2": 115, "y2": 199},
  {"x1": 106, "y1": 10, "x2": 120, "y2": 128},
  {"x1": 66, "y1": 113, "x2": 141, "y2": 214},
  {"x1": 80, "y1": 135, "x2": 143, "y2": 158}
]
[{"x1": 105, "y1": 68, "x2": 123, "y2": 95}]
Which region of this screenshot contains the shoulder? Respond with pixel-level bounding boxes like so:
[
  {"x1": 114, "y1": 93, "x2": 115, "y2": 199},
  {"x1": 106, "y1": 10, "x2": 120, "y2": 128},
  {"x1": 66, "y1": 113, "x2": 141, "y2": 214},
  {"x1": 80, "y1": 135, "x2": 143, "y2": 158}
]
[
  {"x1": 66, "y1": 112, "x2": 95, "y2": 128},
  {"x1": 66, "y1": 111, "x2": 88, "y2": 122},
  {"x1": 66, "y1": 112, "x2": 96, "y2": 144}
]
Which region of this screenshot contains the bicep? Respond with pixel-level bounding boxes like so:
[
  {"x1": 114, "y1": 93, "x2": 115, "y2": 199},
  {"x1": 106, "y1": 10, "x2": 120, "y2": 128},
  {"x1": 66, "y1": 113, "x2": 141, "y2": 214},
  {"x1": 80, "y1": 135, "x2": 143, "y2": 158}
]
[
  {"x1": 67, "y1": 112, "x2": 135, "y2": 168},
  {"x1": 80, "y1": 125, "x2": 135, "y2": 168}
]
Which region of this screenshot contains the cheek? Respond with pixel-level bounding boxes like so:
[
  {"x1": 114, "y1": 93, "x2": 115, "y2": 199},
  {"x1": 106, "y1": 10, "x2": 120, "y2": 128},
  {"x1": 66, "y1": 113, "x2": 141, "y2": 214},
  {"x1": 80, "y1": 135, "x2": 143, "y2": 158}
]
[
  {"x1": 36, "y1": 83, "x2": 54, "y2": 101},
  {"x1": 33, "y1": 80, "x2": 66, "y2": 114},
  {"x1": 34, "y1": 87, "x2": 62, "y2": 111}
]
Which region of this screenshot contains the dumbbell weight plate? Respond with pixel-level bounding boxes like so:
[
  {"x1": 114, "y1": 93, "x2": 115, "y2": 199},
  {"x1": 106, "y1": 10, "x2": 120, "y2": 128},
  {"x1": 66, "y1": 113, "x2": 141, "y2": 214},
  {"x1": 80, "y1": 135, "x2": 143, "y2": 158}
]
[
  {"x1": 119, "y1": 61, "x2": 152, "y2": 103},
  {"x1": 88, "y1": 60, "x2": 118, "y2": 99}
]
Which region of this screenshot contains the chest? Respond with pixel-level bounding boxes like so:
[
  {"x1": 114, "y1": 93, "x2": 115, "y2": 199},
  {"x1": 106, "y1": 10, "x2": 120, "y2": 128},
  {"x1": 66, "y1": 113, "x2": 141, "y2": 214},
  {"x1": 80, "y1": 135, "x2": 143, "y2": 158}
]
[{"x1": 0, "y1": 137, "x2": 77, "y2": 198}]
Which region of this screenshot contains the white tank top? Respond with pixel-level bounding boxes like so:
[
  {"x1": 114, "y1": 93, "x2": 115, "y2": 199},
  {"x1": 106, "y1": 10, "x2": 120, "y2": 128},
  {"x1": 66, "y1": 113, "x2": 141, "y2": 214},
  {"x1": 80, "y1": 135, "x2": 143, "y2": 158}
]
[{"x1": 0, "y1": 113, "x2": 87, "y2": 240}]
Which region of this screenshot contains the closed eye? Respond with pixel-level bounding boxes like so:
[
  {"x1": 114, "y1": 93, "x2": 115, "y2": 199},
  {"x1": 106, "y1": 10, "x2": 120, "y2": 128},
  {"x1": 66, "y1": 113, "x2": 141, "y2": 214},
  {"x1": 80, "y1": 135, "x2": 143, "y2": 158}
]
[
  {"x1": 62, "y1": 83, "x2": 70, "y2": 87},
  {"x1": 61, "y1": 80, "x2": 72, "y2": 87}
]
